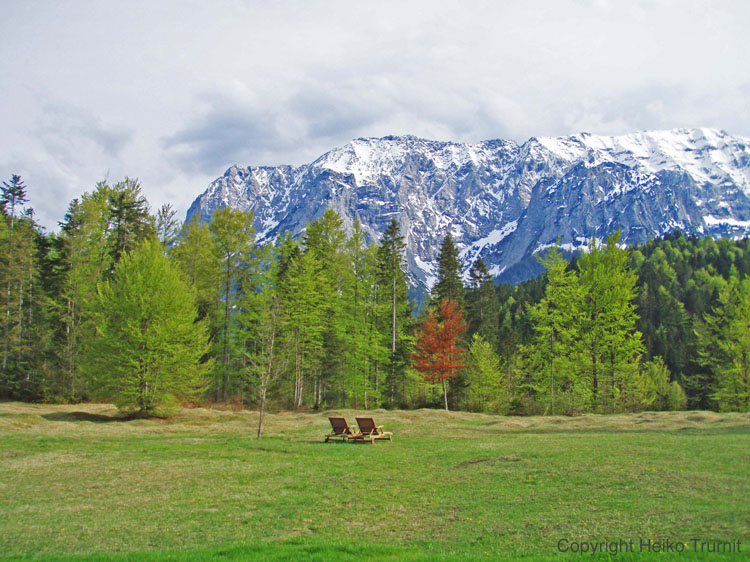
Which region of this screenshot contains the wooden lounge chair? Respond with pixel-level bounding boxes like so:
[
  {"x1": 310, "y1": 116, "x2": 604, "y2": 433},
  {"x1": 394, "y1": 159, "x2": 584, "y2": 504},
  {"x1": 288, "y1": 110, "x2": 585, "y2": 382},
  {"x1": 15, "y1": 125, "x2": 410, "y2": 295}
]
[
  {"x1": 325, "y1": 417, "x2": 356, "y2": 442},
  {"x1": 352, "y1": 417, "x2": 393, "y2": 444}
]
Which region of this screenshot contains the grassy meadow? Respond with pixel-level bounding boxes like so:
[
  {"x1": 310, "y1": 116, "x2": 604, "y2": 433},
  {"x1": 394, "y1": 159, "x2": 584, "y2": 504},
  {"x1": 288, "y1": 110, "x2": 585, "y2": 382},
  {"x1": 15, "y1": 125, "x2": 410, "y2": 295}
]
[{"x1": 1, "y1": 403, "x2": 748, "y2": 561}]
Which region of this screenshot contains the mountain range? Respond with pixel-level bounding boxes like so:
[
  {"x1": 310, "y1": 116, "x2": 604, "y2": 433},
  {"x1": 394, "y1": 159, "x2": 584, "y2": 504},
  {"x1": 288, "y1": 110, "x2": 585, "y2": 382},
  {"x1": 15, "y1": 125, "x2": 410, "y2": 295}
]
[{"x1": 186, "y1": 127, "x2": 750, "y2": 290}]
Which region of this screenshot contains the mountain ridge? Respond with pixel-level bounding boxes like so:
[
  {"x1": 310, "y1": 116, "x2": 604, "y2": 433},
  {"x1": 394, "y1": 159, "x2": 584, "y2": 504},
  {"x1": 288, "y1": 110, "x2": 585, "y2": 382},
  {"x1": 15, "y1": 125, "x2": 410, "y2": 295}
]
[{"x1": 186, "y1": 127, "x2": 750, "y2": 289}]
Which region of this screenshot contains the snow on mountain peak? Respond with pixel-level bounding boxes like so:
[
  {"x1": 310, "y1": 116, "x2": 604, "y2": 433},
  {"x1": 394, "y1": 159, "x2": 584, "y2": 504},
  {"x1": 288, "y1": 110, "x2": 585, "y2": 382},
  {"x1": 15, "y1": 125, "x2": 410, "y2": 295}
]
[{"x1": 187, "y1": 128, "x2": 750, "y2": 291}]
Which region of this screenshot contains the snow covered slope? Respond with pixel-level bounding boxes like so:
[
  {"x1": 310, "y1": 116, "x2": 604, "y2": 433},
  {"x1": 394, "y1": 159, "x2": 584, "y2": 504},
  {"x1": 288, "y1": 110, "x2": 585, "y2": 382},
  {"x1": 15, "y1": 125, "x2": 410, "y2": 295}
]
[{"x1": 186, "y1": 128, "x2": 750, "y2": 288}]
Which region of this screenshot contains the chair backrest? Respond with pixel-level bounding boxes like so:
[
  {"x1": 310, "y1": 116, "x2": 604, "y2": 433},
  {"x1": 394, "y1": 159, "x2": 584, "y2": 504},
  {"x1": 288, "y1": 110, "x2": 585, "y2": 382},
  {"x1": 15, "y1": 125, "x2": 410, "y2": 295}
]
[
  {"x1": 329, "y1": 417, "x2": 351, "y2": 434},
  {"x1": 356, "y1": 417, "x2": 378, "y2": 434}
]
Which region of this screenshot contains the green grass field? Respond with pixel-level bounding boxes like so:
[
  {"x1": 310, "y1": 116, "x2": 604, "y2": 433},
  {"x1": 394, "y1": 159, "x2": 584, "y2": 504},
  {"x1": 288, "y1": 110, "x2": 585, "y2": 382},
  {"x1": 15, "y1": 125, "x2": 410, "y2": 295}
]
[{"x1": 1, "y1": 403, "x2": 748, "y2": 561}]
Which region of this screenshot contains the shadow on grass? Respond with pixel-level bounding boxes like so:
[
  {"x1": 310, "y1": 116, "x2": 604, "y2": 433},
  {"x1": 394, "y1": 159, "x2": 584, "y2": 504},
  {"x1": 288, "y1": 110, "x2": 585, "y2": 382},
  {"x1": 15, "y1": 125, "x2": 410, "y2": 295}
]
[{"x1": 40, "y1": 411, "x2": 133, "y2": 423}]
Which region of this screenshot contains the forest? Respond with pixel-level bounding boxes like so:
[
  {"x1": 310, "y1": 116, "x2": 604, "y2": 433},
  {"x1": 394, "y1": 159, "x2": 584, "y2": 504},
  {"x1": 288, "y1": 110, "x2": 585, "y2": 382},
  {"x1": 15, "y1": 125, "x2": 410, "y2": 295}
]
[{"x1": 1, "y1": 174, "x2": 749, "y2": 416}]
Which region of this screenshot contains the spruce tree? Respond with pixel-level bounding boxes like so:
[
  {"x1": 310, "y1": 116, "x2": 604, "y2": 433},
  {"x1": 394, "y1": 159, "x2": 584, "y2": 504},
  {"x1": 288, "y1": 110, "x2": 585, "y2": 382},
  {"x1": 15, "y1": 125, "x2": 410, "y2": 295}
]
[
  {"x1": 432, "y1": 233, "x2": 465, "y2": 308},
  {"x1": 376, "y1": 218, "x2": 411, "y2": 406},
  {"x1": 1, "y1": 175, "x2": 29, "y2": 375},
  {"x1": 465, "y1": 257, "x2": 499, "y2": 345},
  {"x1": 105, "y1": 178, "x2": 154, "y2": 268}
]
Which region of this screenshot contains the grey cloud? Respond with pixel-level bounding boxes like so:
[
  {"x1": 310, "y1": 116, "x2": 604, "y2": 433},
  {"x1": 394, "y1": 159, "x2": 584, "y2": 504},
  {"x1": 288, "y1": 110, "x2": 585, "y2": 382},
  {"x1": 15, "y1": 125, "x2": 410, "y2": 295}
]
[
  {"x1": 37, "y1": 103, "x2": 133, "y2": 164},
  {"x1": 163, "y1": 76, "x2": 524, "y2": 177},
  {"x1": 163, "y1": 82, "x2": 388, "y2": 174},
  {"x1": 163, "y1": 98, "x2": 281, "y2": 173}
]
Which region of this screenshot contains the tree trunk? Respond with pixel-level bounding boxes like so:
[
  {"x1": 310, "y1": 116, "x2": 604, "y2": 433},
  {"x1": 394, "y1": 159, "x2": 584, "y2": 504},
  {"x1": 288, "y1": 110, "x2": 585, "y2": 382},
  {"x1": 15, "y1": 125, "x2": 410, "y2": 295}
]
[
  {"x1": 222, "y1": 257, "x2": 231, "y2": 402},
  {"x1": 257, "y1": 387, "x2": 266, "y2": 439},
  {"x1": 391, "y1": 275, "x2": 397, "y2": 404},
  {"x1": 442, "y1": 378, "x2": 449, "y2": 411}
]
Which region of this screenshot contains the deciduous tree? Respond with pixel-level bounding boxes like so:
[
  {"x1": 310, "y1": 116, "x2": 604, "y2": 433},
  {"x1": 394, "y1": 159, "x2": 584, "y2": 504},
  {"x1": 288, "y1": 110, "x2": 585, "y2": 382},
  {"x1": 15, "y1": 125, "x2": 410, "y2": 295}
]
[
  {"x1": 413, "y1": 299, "x2": 467, "y2": 410},
  {"x1": 84, "y1": 238, "x2": 210, "y2": 415}
]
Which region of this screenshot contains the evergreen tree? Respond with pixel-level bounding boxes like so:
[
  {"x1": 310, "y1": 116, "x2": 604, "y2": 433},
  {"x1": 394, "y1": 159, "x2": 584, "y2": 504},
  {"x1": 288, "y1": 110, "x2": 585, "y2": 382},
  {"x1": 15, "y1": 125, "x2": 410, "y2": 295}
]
[
  {"x1": 83, "y1": 238, "x2": 210, "y2": 415},
  {"x1": 105, "y1": 178, "x2": 154, "y2": 269},
  {"x1": 376, "y1": 218, "x2": 412, "y2": 406},
  {"x1": 1, "y1": 175, "x2": 29, "y2": 374},
  {"x1": 432, "y1": 233, "x2": 465, "y2": 308},
  {"x1": 0, "y1": 210, "x2": 43, "y2": 398},
  {"x1": 170, "y1": 216, "x2": 220, "y2": 323},
  {"x1": 156, "y1": 203, "x2": 180, "y2": 249},
  {"x1": 465, "y1": 257, "x2": 499, "y2": 345},
  {"x1": 237, "y1": 244, "x2": 288, "y2": 436}
]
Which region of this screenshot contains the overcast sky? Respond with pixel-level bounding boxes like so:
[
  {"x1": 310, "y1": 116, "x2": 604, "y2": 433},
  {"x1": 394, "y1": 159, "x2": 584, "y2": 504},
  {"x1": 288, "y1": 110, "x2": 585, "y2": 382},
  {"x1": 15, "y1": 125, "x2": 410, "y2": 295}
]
[{"x1": 1, "y1": 0, "x2": 749, "y2": 230}]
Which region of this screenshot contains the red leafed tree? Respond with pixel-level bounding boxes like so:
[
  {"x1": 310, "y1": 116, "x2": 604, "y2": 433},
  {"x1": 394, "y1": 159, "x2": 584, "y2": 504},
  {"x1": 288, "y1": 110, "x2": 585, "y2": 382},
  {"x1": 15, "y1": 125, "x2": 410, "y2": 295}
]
[{"x1": 413, "y1": 299, "x2": 468, "y2": 410}]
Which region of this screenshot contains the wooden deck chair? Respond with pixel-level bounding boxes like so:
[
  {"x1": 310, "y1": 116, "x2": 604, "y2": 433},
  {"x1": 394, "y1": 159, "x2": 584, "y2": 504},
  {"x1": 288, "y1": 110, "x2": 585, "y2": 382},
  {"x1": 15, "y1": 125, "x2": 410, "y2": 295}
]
[
  {"x1": 352, "y1": 417, "x2": 393, "y2": 444},
  {"x1": 325, "y1": 417, "x2": 356, "y2": 442}
]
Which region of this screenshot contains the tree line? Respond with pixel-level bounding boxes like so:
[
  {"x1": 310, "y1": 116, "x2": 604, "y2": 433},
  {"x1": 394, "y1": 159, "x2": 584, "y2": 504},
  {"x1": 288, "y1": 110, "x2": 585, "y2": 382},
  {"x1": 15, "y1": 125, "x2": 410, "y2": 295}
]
[{"x1": 1, "y1": 176, "x2": 748, "y2": 418}]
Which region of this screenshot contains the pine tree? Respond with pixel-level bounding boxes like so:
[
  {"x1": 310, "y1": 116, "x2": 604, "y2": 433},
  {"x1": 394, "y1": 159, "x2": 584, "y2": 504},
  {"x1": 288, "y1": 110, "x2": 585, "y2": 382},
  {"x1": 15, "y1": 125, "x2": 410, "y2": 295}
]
[
  {"x1": 83, "y1": 238, "x2": 211, "y2": 415},
  {"x1": 170, "y1": 216, "x2": 220, "y2": 323},
  {"x1": 303, "y1": 209, "x2": 348, "y2": 407}
]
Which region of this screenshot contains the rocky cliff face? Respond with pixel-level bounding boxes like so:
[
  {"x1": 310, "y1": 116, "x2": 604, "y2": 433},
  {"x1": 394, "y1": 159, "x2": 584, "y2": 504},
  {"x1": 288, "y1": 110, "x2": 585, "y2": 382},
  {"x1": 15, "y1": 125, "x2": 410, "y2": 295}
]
[{"x1": 187, "y1": 128, "x2": 750, "y2": 289}]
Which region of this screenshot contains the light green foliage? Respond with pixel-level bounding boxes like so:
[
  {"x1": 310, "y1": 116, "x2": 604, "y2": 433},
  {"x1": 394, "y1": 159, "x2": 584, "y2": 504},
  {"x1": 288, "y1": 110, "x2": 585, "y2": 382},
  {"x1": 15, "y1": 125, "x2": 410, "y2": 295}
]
[
  {"x1": 525, "y1": 236, "x2": 647, "y2": 414},
  {"x1": 465, "y1": 334, "x2": 503, "y2": 412},
  {"x1": 208, "y1": 207, "x2": 255, "y2": 401},
  {"x1": 577, "y1": 233, "x2": 644, "y2": 412},
  {"x1": 170, "y1": 216, "x2": 220, "y2": 322},
  {"x1": 155, "y1": 203, "x2": 180, "y2": 249},
  {"x1": 527, "y1": 247, "x2": 586, "y2": 414},
  {"x1": 302, "y1": 209, "x2": 349, "y2": 407},
  {"x1": 236, "y1": 244, "x2": 288, "y2": 437},
  {"x1": 340, "y1": 219, "x2": 387, "y2": 408},
  {"x1": 280, "y1": 248, "x2": 328, "y2": 408},
  {"x1": 698, "y1": 277, "x2": 750, "y2": 412},
  {"x1": 84, "y1": 238, "x2": 210, "y2": 415}
]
